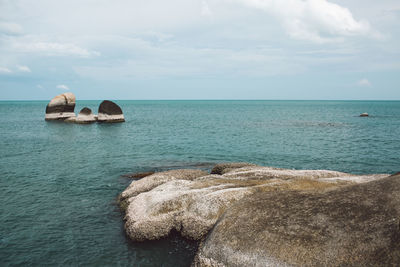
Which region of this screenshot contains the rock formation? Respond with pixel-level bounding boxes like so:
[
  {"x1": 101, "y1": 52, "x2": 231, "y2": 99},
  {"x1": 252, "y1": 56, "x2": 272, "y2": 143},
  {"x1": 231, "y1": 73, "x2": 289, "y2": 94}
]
[
  {"x1": 119, "y1": 163, "x2": 400, "y2": 266},
  {"x1": 97, "y1": 100, "x2": 125, "y2": 123},
  {"x1": 360, "y1": 112, "x2": 369, "y2": 117},
  {"x1": 75, "y1": 107, "x2": 97, "y2": 124},
  {"x1": 45, "y1": 92, "x2": 76, "y2": 121},
  {"x1": 45, "y1": 94, "x2": 125, "y2": 123}
]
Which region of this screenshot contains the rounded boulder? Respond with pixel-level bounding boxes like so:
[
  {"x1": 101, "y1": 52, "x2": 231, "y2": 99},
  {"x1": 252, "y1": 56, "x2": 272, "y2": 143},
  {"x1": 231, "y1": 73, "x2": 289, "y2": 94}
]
[
  {"x1": 45, "y1": 92, "x2": 76, "y2": 121},
  {"x1": 75, "y1": 107, "x2": 97, "y2": 124},
  {"x1": 97, "y1": 100, "x2": 125, "y2": 123}
]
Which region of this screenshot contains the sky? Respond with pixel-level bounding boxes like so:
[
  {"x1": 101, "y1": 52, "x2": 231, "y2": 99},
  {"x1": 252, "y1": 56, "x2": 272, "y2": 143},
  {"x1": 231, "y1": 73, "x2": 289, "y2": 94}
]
[{"x1": 0, "y1": 0, "x2": 399, "y2": 100}]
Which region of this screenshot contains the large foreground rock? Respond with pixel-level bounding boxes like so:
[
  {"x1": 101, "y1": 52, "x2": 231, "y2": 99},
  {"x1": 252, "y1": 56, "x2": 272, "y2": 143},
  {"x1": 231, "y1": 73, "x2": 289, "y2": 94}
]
[
  {"x1": 75, "y1": 107, "x2": 97, "y2": 124},
  {"x1": 195, "y1": 173, "x2": 400, "y2": 266},
  {"x1": 119, "y1": 163, "x2": 400, "y2": 266},
  {"x1": 45, "y1": 92, "x2": 76, "y2": 120},
  {"x1": 97, "y1": 100, "x2": 125, "y2": 123}
]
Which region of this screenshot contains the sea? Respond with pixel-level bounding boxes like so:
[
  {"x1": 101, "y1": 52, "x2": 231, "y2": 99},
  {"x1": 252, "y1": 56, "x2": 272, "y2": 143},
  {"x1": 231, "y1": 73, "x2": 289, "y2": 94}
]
[{"x1": 1, "y1": 100, "x2": 399, "y2": 266}]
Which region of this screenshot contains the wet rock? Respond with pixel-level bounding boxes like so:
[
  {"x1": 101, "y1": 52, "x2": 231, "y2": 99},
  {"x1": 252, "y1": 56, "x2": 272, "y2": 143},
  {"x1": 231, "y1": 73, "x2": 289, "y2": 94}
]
[
  {"x1": 195, "y1": 173, "x2": 400, "y2": 266},
  {"x1": 97, "y1": 100, "x2": 125, "y2": 123},
  {"x1": 75, "y1": 107, "x2": 97, "y2": 124},
  {"x1": 360, "y1": 112, "x2": 369, "y2": 117},
  {"x1": 119, "y1": 164, "x2": 388, "y2": 245},
  {"x1": 45, "y1": 92, "x2": 76, "y2": 121}
]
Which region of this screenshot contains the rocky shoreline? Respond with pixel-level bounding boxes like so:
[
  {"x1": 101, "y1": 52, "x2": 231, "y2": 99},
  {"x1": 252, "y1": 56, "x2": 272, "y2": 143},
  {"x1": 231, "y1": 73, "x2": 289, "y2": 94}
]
[{"x1": 119, "y1": 163, "x2": 400, "y2": 266}]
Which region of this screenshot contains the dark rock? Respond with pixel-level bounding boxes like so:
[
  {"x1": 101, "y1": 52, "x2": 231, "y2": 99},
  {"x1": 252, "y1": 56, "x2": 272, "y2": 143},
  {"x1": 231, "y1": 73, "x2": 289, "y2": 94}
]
[
  {"x1": 98, "y1": 100, "x2": 125, "y2": 122},
  {"x1": 45, "y1": 92, "x2": 76, "y2": 121},
  {"x1": 360, "y1": 113, "x2": 369, "y2": 117},
  {"x1": 195, "y1": 173, "x2": 400, "y2": 266},
  {"x1": 75, "y1": 107, "x2": 97, "y2": 124},
  {"x1": 122, "y1": 171, "x2": 155, "y2": 179},
  {"x1": 210, "y1": 162, "x2": 258, "y2": 175},
  {"x1": 79, "y1": 107, "x2": 92, "y2": 115}
]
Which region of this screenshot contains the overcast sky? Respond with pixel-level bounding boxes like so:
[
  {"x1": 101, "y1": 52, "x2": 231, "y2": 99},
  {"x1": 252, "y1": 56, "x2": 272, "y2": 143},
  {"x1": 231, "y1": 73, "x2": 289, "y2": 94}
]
[{"x1": 0, "y1": 0, "x2": 399, "y2": 100}]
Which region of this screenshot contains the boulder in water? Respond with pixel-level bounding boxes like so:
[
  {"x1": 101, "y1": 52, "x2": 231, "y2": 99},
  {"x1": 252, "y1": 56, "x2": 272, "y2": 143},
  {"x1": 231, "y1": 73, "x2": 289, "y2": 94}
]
[
  {"x1": 97, "y1": 100, "x2": 125, "y2": 123},
  {"x1": 45, "y1": 92, "x2": 76, "y2": 121},
  {"x1": 360, "y1": 112, "x2": 369, "y2": 117},
  {"x1": 75, "y1": 107, "x2": 97, "y2": 124}
]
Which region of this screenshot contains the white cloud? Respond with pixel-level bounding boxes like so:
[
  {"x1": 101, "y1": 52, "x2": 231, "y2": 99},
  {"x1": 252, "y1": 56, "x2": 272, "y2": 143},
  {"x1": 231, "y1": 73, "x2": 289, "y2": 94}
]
[
  {"x1": 358, "y1": 78, "x2": 372, "y2": 87},
  {"x1": 233, "y1": 0, "x2": 372, "y2": 42},
  {"x1": 13, "y1": 41, "x2": 100, "y2": 58},
  {"x1": 56, "y1": 84, "x2": 69, "y2": 90},
  {"x1": 17, "y1": 65, "x2": 31, "y2": 72},
  {"x1": 0, "y1": 67, "x2": 12, "y2": 74},
  {"x1": 0, "y1": 22, "x2": 23, "y2": 35},
  {"x1": 201, "y1": 1, "x2": 212, "y2": 16}
]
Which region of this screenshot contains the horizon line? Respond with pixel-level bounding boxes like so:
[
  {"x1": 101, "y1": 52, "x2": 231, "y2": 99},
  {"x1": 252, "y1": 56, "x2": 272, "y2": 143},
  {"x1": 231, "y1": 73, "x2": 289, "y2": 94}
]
[{"x1": 1, "y1": 99, "x2": 400, "y2": 102}]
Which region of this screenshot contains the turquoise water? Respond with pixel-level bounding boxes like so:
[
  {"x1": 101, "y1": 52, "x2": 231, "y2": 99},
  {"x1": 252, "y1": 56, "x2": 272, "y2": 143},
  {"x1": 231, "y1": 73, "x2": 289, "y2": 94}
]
[{"x1": 1, "y1": 100, "x2": 400, "y2": 266}]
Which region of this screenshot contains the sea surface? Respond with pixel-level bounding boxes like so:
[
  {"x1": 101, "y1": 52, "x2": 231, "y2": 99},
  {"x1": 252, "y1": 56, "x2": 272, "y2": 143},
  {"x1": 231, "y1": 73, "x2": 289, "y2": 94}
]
[{"x1": 1, "y1": 100, "x2": 400, "y2": 266}]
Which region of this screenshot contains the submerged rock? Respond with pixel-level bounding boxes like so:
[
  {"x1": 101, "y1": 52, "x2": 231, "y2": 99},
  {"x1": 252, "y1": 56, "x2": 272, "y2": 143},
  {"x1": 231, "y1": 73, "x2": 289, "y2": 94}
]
[
  {"x1": 98, "y1": 100, "x2": 125, "y2": 123},
  {"x1": 360, "y1": 112, "x2": 369, "y2": 117},
  {"x1": 75, "y1": 107, "x2": 97, "y2": 124},
  {"x1": 45, "y1": 92, "x2": 76, "y2": 121}
]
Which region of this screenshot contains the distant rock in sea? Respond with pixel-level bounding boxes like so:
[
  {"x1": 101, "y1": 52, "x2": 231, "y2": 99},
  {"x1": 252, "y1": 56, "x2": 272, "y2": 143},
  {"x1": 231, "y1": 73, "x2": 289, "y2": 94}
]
[
  {"x1": 45, "y1": 94, "x2": 125, "y2": 124},
  {"x1": 119, "y1": 163, "x2": 400, "y2": 266},
  {"x1": 75, "y1": 107, "x2": 97, "y2": 124},
  {"x1": 360, "y1": 112, "x2": 369, "y2": 117},
  {"x1": 45, "y1": 92, "x2": 76, "y2": 121},
  {"x1": 97, "y1": 100, "x2": 125, "y2": 123}
]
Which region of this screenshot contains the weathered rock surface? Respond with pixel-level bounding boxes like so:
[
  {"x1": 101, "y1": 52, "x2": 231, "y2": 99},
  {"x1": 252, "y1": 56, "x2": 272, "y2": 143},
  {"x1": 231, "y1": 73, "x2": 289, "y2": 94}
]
[
  {"x1": 45, "y1": 92, "x2": 76, "y2": 120},
  {"x1": 195, "y1": 173, "x2": 400, "y2": 266},
  {"x1": 119, "y1": 162, "x2": 392, "y2": 265},
  {"x1": 97, "y1": 100, "x2": 125, "y2": 123},
  {"x1": 75, "y1": 107, "x2": 97, "y2": 124}
]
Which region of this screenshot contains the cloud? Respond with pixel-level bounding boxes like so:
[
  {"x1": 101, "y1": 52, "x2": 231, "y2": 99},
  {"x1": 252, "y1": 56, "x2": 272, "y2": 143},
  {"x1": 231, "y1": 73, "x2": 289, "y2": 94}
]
[
  {"x1": 0, "y1": 22, "x2": 23, "y2": 35},
  {"x1": 358, "y1": 78, "x2": 372, "y2": 87},
  {"x1": 13, "y1": 41, "x2": 100, "y2": 58},
  {"x1": 0, "y1": 67, "x2": 12, "y2": 74},
  {"x1": 201, "y1": 1, "x2": 212, "y2": 16},
  {"x1": 17, "y1": 65, "x2": 31, "y2": 72},
  {"x1": 56, "y1": 84, "x2": 69, "y2": 90},
  {"x1": 233, "y1": 0, "x2": 372, "y2": 42}
]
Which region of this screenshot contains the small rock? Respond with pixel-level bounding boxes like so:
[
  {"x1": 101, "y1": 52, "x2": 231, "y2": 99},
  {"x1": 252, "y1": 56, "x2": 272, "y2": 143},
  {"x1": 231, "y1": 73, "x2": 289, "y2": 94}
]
[
  {"x1": 360, "y1": 113, "x2": 369, "y2": 117},
  {"x1": 45, "y1": 92, "x2": 76, "y2": 121},
  {"x1": 97, "y1": 100, "x2": 125, "y2": 123},
  {"x1": 75, "y1": 107, "x2": 97, "y2": 124}
]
